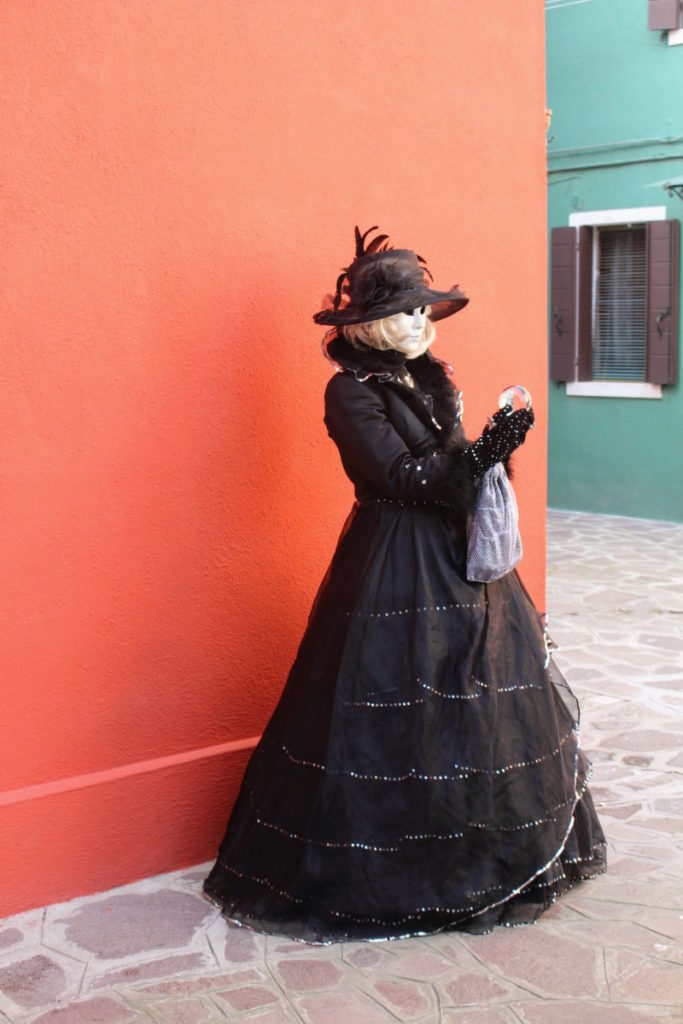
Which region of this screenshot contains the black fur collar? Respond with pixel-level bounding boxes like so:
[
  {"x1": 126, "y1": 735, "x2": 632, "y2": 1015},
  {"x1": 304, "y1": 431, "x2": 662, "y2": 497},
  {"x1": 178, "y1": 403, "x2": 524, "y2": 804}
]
[
  {"x1": 325, "y1": 334, "x2": 464, "y2": 447},
  {"x1": 325, "y1": 334, "x2": 406, "y2": 376}
]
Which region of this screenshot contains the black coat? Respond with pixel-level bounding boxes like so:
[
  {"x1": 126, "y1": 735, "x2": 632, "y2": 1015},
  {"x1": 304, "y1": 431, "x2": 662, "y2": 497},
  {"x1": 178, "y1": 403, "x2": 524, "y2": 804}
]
[
  {"x1": 323, "y1": 335, "x2": 476, "y2": 528},
  {"x1": 203, "y1": 333, "x2": 606, "y2": 942}
]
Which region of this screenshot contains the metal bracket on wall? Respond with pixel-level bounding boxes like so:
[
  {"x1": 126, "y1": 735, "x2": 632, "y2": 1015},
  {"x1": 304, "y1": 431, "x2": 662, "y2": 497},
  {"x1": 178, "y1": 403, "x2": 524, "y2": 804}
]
[
  {"x1": 656, "y1": 307, "x2": 671, "y2": 338},
  {"x1": 552, "y1": 309, "x2": 563, "y2": 337}
]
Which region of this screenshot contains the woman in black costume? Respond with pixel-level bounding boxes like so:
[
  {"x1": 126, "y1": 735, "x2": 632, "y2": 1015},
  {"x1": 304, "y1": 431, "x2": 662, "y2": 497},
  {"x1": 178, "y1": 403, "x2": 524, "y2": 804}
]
[{"x1": 203, "y1": 227, "x2": 606, "y2": 942}]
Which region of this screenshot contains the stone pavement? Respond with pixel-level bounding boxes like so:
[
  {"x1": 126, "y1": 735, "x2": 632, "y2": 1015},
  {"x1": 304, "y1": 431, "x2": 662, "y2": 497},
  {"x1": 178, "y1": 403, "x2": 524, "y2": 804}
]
[{"x1": 1, "y1": 510, "x2": 682, "y2": 1024}]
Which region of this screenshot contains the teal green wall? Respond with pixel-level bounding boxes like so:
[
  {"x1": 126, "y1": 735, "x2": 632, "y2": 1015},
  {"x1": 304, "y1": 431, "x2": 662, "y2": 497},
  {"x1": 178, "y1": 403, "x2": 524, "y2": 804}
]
[{"x1": 547, "y1": 0, "x2": 683, "y2": 521}]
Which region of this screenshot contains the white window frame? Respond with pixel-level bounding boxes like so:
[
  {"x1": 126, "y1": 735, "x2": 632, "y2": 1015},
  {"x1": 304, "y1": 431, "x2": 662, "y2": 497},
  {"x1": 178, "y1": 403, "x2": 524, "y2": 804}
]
[
  {"x1": 669, "y1": 3, "x2": 683, "y2": 45},
  {"x1": 565, "y1": 206, "x2": 667, "y2": 399}
]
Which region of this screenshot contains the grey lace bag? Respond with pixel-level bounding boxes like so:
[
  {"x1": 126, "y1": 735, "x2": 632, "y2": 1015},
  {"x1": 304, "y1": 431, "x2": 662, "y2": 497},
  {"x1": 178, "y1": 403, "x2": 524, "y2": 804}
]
[
  {"x1": 466, "y1": 462, "x2": 522, "y2": 582},
  {"x1": 466, "y1": 385, "x2": 531, "y2": 583}
]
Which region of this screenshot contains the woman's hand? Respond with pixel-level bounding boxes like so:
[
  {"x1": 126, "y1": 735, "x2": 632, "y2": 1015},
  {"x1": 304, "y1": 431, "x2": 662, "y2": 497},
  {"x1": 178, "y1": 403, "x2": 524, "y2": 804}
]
[{"x1": 463, "y1": 408, "x2": 534, "y2": 476}]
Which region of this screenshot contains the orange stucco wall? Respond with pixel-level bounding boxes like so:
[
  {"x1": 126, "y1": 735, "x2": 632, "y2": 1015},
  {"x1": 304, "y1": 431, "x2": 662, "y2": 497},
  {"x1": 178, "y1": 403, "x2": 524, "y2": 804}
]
[{"x1": 0, "y1": 1, "x2": 547, "y2": 917}]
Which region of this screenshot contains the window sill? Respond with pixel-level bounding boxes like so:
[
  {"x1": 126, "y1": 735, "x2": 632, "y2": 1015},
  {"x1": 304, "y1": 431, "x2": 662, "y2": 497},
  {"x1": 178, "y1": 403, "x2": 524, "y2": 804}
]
[{"x1": 565, "y1": 382, "x2": 662, "y2": 399}]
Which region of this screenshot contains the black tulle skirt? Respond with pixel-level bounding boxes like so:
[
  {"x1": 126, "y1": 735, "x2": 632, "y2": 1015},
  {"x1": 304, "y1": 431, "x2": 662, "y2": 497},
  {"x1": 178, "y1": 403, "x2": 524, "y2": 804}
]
[{"x1": 203, "y1": 499, "x2": 606, "y2": 942}]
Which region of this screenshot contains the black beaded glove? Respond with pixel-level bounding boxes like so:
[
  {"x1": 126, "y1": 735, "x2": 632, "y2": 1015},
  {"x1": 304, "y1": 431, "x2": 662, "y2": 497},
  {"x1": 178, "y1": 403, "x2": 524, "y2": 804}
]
[{"x1": 462, "y1": 408, "x2": 534, "y2": 476}]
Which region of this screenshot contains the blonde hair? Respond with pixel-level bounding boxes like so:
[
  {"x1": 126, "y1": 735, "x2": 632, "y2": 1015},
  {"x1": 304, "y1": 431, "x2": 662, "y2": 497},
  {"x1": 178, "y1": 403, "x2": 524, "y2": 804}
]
[{"x1": 343, "y1": 309, "x2": 436, "y2": 352}]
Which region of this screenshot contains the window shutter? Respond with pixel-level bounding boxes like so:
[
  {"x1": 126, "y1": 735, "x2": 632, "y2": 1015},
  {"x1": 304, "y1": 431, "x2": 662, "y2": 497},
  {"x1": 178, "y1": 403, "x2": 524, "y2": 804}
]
[
  {"x1": 646, "y1": 219, "x2": 679, "y2": 385},
  {"x1": 550, "y1": 227, "x2": 576, "y2": 382},
  {"x1": 648, "y1": 0, "x2": 681, "y2": 31},
  {"x1": 577, "y1": 226, "x2": 593, "y2": 381}
]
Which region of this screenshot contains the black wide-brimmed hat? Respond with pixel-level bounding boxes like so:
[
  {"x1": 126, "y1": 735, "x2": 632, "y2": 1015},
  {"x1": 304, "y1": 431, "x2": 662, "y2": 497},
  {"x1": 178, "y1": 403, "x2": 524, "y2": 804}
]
[{"x1": 313, "y1": 226, "x2": 469, "y2": 327}]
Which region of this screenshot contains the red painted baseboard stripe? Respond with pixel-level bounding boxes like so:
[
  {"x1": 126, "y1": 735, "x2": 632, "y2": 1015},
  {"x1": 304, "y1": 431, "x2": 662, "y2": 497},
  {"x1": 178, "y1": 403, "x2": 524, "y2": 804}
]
[{"x1": 0, "y1": 735, "x2": 261, "y2": 807}]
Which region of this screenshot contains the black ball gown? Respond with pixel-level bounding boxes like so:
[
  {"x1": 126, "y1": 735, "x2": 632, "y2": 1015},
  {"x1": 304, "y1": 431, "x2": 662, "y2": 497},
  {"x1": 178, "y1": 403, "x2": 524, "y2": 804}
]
[{"x1": 203, "y1": 336, "x2": 606, "y2": 942}]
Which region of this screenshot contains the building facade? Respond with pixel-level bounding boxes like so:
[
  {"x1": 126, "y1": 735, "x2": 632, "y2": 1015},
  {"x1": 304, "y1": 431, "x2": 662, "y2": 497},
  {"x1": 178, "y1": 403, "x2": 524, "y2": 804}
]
[
  {"x1": 547, "y1": 0, "x2": 683, "y2": 521},
  {"x1": 1, "y1": 1, "x2": 548, "y2": 917}
]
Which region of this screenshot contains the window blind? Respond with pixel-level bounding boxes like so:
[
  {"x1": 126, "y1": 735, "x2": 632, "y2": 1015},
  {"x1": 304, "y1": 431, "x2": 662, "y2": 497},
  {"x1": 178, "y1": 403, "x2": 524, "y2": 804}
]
[{"x1": 592, "y1": 226, "x2": 646, "y2": 381}]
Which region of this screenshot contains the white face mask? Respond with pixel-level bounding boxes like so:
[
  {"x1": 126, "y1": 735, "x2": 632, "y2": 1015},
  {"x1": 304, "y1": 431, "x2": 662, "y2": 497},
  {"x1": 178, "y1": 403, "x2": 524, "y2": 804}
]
[{"x1": 383, "y1": 306, "x2": 431, "y2": 358}]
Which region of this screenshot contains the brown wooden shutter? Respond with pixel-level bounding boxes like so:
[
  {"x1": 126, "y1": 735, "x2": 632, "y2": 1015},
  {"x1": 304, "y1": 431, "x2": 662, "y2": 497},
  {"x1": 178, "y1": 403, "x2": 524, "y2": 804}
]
[
  {"x1": 645, "y1": 219, "x2": 679, "y2": 385},
  {"x1": 550, "y1": 227, "x2": 576, "y2": 382},
  {"x1": 550, "y1": 226, "x2": 592, "y2": 382},
  {"x1": 648, "y1": 0, "x2": 681, "y2": 31},
  {"x1": 576, "y1": 226, "x2": 593, "y2": 381}
]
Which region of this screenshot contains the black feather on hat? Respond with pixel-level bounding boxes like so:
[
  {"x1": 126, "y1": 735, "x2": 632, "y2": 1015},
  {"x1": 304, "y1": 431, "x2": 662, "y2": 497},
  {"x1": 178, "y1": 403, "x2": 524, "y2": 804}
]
[{"x1": 313, "y1": 226, "x2": 468, "y2": 327}]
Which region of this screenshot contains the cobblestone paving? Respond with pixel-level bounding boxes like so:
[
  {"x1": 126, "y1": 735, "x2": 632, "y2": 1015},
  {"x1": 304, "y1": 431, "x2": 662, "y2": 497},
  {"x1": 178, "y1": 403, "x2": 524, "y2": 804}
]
[{"x1": 1, "y1": 510, "x2": 682, "y2": 1023}]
